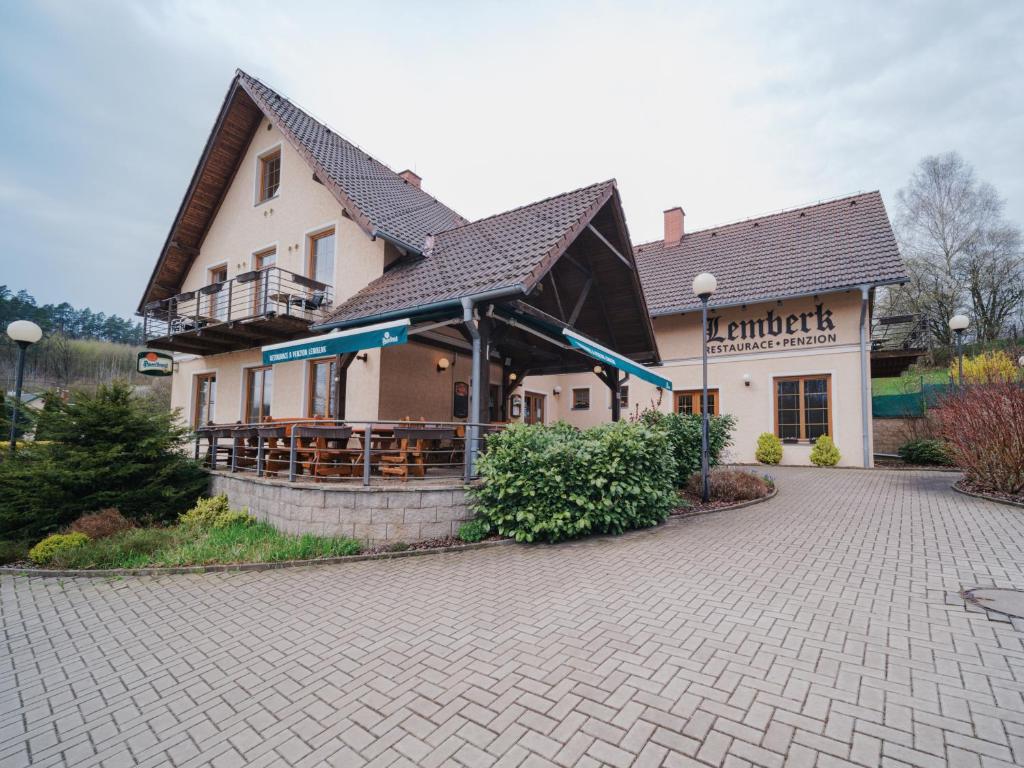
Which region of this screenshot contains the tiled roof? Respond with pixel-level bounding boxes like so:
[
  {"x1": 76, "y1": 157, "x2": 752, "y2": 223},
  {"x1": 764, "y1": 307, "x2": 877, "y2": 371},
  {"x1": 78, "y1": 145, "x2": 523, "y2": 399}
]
[
  {"x1": 322, "y1": 181, "x2": 616, "y2": 325},
  {"x1": 236, "y1": 70, "x2": 466, "y2": 248},
  {"x1": 634, "y1": 192, "x2": 907, "y2": 315}
]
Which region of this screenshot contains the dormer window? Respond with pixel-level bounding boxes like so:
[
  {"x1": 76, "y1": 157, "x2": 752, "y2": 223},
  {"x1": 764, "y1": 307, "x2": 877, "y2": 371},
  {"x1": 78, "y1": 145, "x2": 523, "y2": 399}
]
[{"x1": 258, "y1": 148, "x2": 280, "y2": 202}]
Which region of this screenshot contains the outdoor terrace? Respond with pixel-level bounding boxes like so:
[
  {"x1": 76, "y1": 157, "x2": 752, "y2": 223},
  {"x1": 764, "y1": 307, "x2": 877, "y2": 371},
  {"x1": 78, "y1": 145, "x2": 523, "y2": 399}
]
[{"x1": 143, "y1": 266, "x2": 333, "y2": 355}]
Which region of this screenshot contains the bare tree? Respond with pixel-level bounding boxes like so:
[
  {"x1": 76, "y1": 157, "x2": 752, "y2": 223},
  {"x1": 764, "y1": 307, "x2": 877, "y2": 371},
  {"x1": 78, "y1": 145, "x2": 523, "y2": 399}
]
[{"x1": 892, "y1": 152, "x2": 1024, "y2": 347}]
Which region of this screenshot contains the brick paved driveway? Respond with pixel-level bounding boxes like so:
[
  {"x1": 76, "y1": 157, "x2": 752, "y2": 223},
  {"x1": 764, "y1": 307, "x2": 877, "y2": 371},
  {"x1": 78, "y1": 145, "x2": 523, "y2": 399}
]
[{"x1": 3, "y1": 468, "x2": 1024, "y2": 768}]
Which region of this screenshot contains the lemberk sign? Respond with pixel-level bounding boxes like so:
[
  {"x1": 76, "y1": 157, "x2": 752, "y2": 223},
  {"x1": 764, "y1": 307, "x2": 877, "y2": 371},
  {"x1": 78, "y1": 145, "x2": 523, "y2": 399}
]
[
  {"x1": 137, "y1": 350, "x2": 174, "y2": 377},
  {"x1": 706, "y1": 303, "x2": 838, "y2": 355}
]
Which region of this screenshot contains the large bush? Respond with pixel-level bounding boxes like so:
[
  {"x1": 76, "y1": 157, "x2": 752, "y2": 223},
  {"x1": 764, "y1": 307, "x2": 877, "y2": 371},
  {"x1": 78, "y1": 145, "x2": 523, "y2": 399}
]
[
  {"x1": 29, "y1": 532, "x2": 90, "y2": 565},
  {"x1": 932, "y1": 383, "x2": 1024, "y2": 494},
  {"x1": 470, "y1": 421, "x2": 676, "y2": 543},
  {"x1": 638, "y1": 410, "x2": 735, "y2": 486},
  {"x1": 898, "y1": 438, "x2": 952, "y2": 466},
  {"x1": 0, "y1": 381, "x2": 208, "y2": 540}
]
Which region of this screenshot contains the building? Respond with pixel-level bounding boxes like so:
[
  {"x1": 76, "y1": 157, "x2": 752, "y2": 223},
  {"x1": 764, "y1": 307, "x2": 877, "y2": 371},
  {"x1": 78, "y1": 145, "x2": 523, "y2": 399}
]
[
  {"x1": 140, "y1": 70, "x2": 662, "y2": 452},
  {"x1": 141, "y1": 70, "x2": 907, "y2": 474},
  {"x1": 524, "y1": 199, "x2": 907, "y2": 467}
]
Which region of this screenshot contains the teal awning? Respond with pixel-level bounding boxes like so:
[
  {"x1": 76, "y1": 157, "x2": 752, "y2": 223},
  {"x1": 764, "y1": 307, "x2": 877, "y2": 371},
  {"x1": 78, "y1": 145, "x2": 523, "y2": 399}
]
[
  {"x1": 262, "y1": 319, "x2": 409, "y2": 365},
  {"x1": 563, "y1": 328, "x2": 673, "y2": 390}
]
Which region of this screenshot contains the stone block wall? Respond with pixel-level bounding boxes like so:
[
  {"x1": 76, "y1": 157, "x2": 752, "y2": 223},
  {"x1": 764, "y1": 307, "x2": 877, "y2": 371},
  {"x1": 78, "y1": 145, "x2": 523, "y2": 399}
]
[
  {"x1": 209, "y1": 473, "x2": 473, "y2": 544},
  {"x1": 872, "y1": 417, "x2": 922, "y2": 455}
]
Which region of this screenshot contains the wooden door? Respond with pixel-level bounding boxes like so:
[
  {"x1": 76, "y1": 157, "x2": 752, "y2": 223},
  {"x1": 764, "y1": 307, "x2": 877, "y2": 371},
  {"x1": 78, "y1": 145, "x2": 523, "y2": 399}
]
[
  {"x1": 524, "y1": 392, "x2": 545, "y2": 425},
  {"x1": 194, "y1": 373, "x2": 216, "y2": 427}
]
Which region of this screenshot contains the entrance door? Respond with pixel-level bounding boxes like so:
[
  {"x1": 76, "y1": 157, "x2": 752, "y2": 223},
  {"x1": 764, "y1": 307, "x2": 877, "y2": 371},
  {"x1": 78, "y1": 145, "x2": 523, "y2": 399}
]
[{"x1": 524, "y1": 392, "x2": 545, "y2": 425}]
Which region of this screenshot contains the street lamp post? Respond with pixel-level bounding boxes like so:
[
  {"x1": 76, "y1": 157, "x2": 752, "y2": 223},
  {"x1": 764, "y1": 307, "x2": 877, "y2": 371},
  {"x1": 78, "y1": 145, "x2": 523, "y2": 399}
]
[
  {"x1": 692, "y1": 272, "x2": 717, "y2": 503},
  {"x1": 6, "y1": 320, "x2": 43, "y2": 452},
  {"x1": 948, "y1": 314, "x2": 969, "y2": 390}
]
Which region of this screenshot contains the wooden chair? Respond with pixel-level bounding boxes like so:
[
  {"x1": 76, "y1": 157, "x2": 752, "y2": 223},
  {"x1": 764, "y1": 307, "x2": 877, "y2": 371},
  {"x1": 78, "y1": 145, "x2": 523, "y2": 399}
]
[
  {"x1": 379, "y1": 418, "x2": 428, "y2": 480},
  {"x1": 291, "y1": 424, "x2": 357, "y2": 481}
]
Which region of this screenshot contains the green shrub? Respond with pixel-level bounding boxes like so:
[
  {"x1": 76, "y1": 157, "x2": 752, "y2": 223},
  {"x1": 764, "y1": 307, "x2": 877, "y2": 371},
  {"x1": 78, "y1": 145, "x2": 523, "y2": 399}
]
[
  {"x1": 809, "y1": 435, "x2": 841, "y2": 466},
  {"x1": 28, "y1": 532, "x2": 90, "y2": 565},
  {"x1": 0, "y1": 381, "x2": 207, "y2": 540},
  {"x1": 211, "y1": 510, "x2": 255, "y2": 530},
  {"x1": 0, "y1": 539, "x2": 30, "y2": 565},
  {"x1": 638, "y1": 410, "x2": 735, "y2": 486},
  {"x1": 470, "y1": 421, "x2": 676, "y2": 543},
  {"x1": 755, "y1": 433, "x2": 783, "y2": 464},
  {"x1": 898, "y1": 438, "x2": 952, "y2": 466},
  {"x1": 457, "y1": 519, "x2": 490, "y2": 543},
  {"x1": 685, "y1": 468, "x2": 771, "y2": 502},
  {"x1": 179, "y1": 495, "x2": 252, "y2": 530}
]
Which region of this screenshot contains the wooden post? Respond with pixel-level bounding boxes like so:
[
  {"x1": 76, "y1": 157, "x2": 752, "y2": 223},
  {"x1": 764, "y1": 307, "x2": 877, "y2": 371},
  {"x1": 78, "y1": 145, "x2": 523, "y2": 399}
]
[{"x1": 335, "y1": 352, "x2": 357, "y2": 420}]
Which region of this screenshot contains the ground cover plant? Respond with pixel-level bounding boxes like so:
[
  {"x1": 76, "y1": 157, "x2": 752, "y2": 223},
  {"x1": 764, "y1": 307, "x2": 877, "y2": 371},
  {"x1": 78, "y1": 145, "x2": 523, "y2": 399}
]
[
  {"x1": 19, "y1": 496, "x2": 363, "y2": 569},
  {"x1": 683, "y1": 468, "x2": 773, "y2": 504}
]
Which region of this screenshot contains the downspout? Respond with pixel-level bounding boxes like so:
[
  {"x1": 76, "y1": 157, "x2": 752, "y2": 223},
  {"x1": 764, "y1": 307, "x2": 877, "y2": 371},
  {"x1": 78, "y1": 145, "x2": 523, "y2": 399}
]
[
  {"x1": 859, "y1": 285, "x2": 871, "y2": 468},
  {"x1": 462, "y1": 296, "x2": 481, "y2": 481}
]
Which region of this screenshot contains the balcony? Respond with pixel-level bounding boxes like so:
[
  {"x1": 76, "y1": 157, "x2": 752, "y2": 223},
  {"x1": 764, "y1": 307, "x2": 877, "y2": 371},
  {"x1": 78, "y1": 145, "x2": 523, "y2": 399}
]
[{"x1": 143, "y1": 267, "x2": 333, "y2": 355}]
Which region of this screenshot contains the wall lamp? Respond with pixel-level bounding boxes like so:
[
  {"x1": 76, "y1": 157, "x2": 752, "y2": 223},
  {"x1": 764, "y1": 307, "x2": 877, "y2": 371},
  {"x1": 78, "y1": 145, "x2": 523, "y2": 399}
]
[
  {"x1": 743, "y1": 373, "x2": 751, "y2": 387},
  {"x1": 356, "y1": 353, "x2": 368, "y2": 362},
  {"x1": 508, "y1": 372, "x2": 518, "y2": 381},
  {"x1": 436, "y1": 357, "x2": 451, "y2": 372},
  {"x1": 593, "y1": 365, "x2": 603, "y2": 374},
  {"x1": 553, "y1": 386, "x2": 562, "y2": 395}
]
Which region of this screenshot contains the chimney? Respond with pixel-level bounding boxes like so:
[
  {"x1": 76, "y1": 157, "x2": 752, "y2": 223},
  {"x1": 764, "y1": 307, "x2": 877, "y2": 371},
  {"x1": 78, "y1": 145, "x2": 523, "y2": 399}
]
[
  {"x1": 399, "y1": 169, "x2": 422, "y2": 188},
  {"x1": 664, "y1": 207, "x2": 685, "y2": 245}
]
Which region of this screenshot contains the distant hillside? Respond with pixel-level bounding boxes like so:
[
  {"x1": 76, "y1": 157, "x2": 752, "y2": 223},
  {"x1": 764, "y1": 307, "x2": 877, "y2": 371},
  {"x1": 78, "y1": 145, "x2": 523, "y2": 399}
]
[{"x1": 1, "y1": 286, "x2": 141, "y2": 345}]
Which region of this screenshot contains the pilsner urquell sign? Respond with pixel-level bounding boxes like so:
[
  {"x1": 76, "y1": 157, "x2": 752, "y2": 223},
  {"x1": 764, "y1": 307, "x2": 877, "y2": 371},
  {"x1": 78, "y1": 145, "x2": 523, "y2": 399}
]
[{"x1": 706, "y1": 304, "x2": 837, "y2": 355}]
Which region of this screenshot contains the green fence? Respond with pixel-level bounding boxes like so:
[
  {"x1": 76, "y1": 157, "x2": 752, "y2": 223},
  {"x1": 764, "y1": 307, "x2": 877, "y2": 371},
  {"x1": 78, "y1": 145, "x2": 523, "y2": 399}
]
[{"x1": 872, "y1": 382, "x2": 952, "y2": 418}]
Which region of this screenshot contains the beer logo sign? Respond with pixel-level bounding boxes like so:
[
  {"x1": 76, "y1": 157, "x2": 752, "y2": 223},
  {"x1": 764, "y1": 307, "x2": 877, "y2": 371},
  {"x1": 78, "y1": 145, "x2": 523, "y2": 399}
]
[{"x1": 137, "y1": 350, "x2": 174, "y2": 377}]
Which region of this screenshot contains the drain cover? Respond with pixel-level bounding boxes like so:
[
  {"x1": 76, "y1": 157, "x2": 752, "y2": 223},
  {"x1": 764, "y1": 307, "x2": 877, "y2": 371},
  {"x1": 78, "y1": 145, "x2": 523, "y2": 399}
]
[{"x1": 964, "y1": 588, "x2": 1024, "y2": 619}]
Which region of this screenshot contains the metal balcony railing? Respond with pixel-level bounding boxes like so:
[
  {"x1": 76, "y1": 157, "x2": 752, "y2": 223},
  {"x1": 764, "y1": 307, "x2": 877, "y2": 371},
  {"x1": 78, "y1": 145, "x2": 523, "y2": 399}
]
[{"x1": 143, "y1": 267, "x2": 333, "y2": 345}]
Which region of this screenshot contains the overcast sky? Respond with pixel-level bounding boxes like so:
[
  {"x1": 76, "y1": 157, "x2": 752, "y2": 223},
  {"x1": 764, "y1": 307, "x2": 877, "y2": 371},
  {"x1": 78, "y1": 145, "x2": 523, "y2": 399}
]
[{"x1": 1, "y1": 0, "x2": 1022, "y2": 319}]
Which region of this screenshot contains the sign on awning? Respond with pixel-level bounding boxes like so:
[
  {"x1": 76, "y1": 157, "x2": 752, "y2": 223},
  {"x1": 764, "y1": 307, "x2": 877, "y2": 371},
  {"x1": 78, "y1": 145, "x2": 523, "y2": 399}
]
[
  {"x1": 563, "y1": 328, "x2": 673, "y2": 390},
  {"x1": 261, "y1": 319, "x2": 409, "y2": 365}
]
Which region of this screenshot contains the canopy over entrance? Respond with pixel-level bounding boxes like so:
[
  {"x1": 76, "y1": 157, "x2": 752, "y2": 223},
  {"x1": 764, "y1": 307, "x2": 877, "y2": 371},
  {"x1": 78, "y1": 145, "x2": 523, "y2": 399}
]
[
  {"x1": 262, "y1": 319, "x2": 409, "y2": 365},
  {"x1": 307, "y1": 180, "x2": 662, "y2": 429}
]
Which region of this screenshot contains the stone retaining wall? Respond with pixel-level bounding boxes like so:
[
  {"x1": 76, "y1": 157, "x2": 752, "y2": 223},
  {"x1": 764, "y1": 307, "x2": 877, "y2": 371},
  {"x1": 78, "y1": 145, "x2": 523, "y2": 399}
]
[{"x1": 209, "y1": 473, "x2": 473, "y2": 544}]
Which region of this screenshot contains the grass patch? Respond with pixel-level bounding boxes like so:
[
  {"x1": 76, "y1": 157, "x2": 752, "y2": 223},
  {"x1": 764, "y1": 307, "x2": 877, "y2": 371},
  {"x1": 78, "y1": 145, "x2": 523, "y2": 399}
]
[
  {"x1": 872, "y1": 369, "x2": 948, "y2": 395},
  {"x1": 40, "y1": 522, "x2": 361, "y2": 570}
]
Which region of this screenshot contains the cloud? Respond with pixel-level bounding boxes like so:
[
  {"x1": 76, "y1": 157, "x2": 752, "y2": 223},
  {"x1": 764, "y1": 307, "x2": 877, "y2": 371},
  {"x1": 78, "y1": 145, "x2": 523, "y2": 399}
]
[{"x1": 0, "y1": 0, "x2": 1021, "y2": 317}]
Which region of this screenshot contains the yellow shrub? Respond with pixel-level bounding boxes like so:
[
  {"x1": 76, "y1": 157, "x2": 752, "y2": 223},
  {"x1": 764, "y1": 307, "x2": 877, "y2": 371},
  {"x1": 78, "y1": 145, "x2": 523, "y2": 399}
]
[
  {"x1": 950, "y1": 350, "x2": 1018, "y2": 384},
  {"x1": 809, "y1": 435, "x2": 841, "y2": 467},
  {"x1": 29, "y1": 533, "x2": 90, "y2": 565}
]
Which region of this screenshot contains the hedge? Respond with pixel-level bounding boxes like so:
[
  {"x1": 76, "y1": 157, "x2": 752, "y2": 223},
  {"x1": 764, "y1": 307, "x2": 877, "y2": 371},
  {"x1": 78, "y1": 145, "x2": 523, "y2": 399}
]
[{"x1": 469, "y1": 421, "x2": 676, "y2": 543}]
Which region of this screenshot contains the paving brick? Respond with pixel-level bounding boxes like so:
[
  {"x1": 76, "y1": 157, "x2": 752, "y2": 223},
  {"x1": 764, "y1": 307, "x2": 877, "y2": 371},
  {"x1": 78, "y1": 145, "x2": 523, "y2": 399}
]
[{"x1": 3, "y1": 468, "x2": 1023, "y2": 768}]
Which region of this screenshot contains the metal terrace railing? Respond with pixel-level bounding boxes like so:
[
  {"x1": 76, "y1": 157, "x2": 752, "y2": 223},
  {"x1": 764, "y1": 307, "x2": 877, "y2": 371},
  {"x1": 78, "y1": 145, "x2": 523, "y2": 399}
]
[
  {"x1": 143, "y1": 267, "x2": 333, "y2": 345},
  {"x1": 193, "y1": 419, "x2": 508, "y2": 485}
]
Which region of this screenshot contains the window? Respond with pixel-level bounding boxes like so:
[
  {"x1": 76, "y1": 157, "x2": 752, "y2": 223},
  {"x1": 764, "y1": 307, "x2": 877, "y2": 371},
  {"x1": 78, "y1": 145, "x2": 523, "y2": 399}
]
[
  {"x1": 674, "y1": 389, "x2": 719, "y2": 415},
  {"x1": 572, "y1": 388, "x2": 590, "y2": 410},
  {"x1": 308, "y1": 228, "x2": 335, "y2": 286},
  {"x1": 245, "y1": 366, "x2": 273, "y2": 423},
  {"x1": 308, "y1": 358, "x2": 337, "y2": 418},
  {"x1": 207, "y1": 265, "x2": 228, "y2": 320},
  {"x1": 774, "y1": 375, "x2": 831, "y2": 441},
  {"x1": 258, "y1": 149, "x2": 281, "y2": 202},
  {"x1": 252, "y1": 247, "x2": 276, "y2": 314},
  {"x1": 193, "y1": 373, "x2": 216, "y2": 427},
  {"x1": 618, "y1": 385, "x2": 629, "y2": 409}
]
